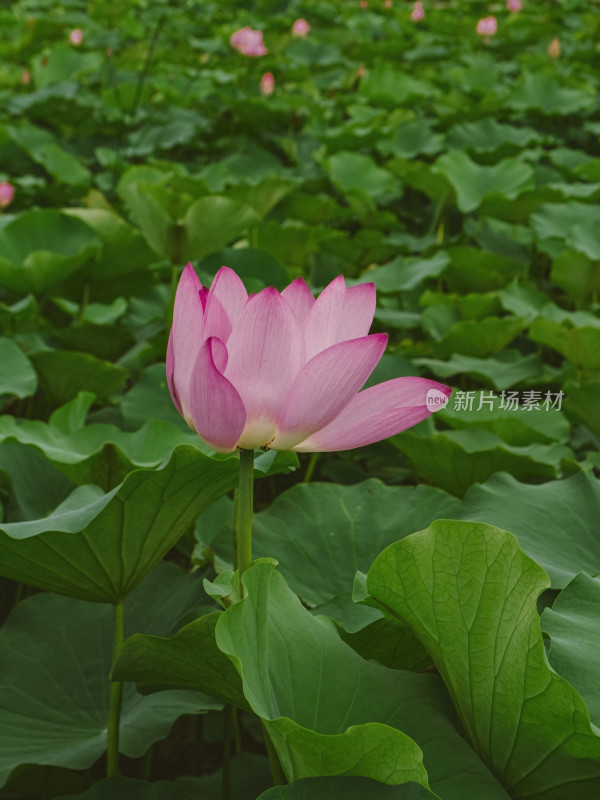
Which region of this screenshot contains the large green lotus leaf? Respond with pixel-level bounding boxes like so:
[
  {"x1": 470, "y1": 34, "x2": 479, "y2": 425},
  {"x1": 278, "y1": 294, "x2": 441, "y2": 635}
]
[
  {"x1": 113, "y1": 610, "x2": 249, "y2": 710},
  {"x1": 366, "y1": 252, "x2": 449, "y2": 293},
  {"x1": 0, "y1": 441, "x2": 74, "y2": 522},
  {"x1": 228, "y1": 177, "x2": 297, "y2": 218},
  {"x1": 0, "y1": 338, "x2": 37, "y2": 399},
  {"x1": 183, "y1": 196, "x2": 261, "y2": 262},
  {"x1": 62, "y1": 208, "x2": 156, "y2": 280},
  {"x1": 444, "y1": 247, "x2": 526, "y2": 292},
  {"x1": 118, "y1": 178, "x2": 174, "y2": 259},
  {"x1": 391, "y1": 430, "x2": 571, "y2": 497},
  {"x1": 415, "y1": 351, "x2": 547, "y2": 391},
  {"x1": 313, "y1": 593, "x2": 430, "y2": 672},
  {"x1": 0, "y1": 446, "x2": 245, "y2": 602},
  {"x1": 258, "y1": 777, "x2": 437, "y2": 799},
  {"x1": 0, "y1": 400, "x2": 204, "y2": 488},
  {"x1": 529, "y1": 318, "x2": 600, "y2": 370},
  {"x1": 508, "y1": 73, "x2": 594, "y2": 115},
  {"x1": 199, "y1": 247, "x2": 289, "y2": 292},
  {"x1": 428, "y1": 316, "x2": 525, "y2": 358},
  {"x1": 542, "y1": 573, "x2": 600, "y2": 726},
  {"x1": 29, "y1": 350, "x2": 128, "y2": 406},
  {"x1": 203, "y1": 480, "x2": 460, "y2": 606},
  {"x1": 360, "y1": 62, "x2": 434, "y2": 108},
  {"x1": 438, "y1": 390, "x2": 569, "y2": 445},
  {"x1": 377, "y1": 119, "x2": 443, "y2": 159},
  {"x1": 120, "y1": 364, "x2": 191, "y2": 432},
  {"x1": 551, "y1": 250, "x2": 600, "y2": 304},
  {"x1": 562, "y1": 378, "x2": 600, "y2": 437},
  {"x1": 432, "y1": 152, "x2": 534, "y2": 213},
  {"x1": 460, "y1": 472, "x2": 600, "y2": 589},
  {"x1": 446, "y1": 119, "x2": 543, "y2": 154},
  {"x1": 216, "y1": 563, "x2": 509, "y2": 798},
  {"x1": 0, "y1": 210, "x2": 101, "y2": 293},
  {"x1": 326, "y1": 152, "x2": 398, "y2": 201},
  {"x1": 0, "y1": 563, "x2": 221, "y2": 789},
  {"x1": 7, "y1": 123, "x2": 91, "y2": 188},
  {"x1": 367, "y1": 521, "x2": 600, "y2": 798}
]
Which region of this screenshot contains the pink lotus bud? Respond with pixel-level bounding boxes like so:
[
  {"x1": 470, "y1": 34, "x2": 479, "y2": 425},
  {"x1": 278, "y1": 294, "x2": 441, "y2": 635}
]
[
  {"x1": 548, "y1": 37, "x2": 561, "y2": 58},
  {"x1": 476, "y1": 16, "x2": 497, "y2": 36},
  {"x1": 360, "y1": 1, "x2": 368, "y2": 7},
  {"x1": 506, "y1": 0, "x2": 522, "y2": 10},
  {"x1": 21, "y1": 69, "x2": 31, "y2": 85},
  {"x1": 411, "y1": 1, "x2": 425, "y2": 21},
  {"x1": 69, "y1": 28, "x2": 83, "y2": 45},
  {"x1": 291, "y1": 18, "x2": 310, "y2": 37},
  {"x1": 166, "y1": 265, "x2": 452, "y2": 453},
  {"x1": 0, "y1": 182, "x2": 15, "y2": 209},
  {"x1": 384, "y1": 0, "x2": 392, "y2": 7},
  {"x1": 260, "y1": 72, "x2": 275, "y2": 96},
  {"x1": 230, "y1": 27, "x2": 268, "y2": 57}
]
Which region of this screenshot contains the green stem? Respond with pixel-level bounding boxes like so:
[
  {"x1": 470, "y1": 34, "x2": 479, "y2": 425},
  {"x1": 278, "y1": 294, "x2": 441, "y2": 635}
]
[
  {"x1": 262, "y1": 721, "x2": 286, "y2": 786},
  {"x1": 235, "y1": 449, "x2": 255, "y2": 586},
  {"x1": 303, "y1": 452, "x2": 319, "y2": 483},
  {"x1": 106, "y1": 600, "x2": 125, "y2": 778},
  {"x1": 222, "y1": 705, "x2": 233, "y2": 800}
]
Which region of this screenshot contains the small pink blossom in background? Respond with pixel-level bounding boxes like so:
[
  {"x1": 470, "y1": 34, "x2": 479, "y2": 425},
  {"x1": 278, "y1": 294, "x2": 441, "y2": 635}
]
[
  {"x1": 356, "y1": 65, "x2": 367, "y2": 78},
  {"x1": 230, "y1": 27, "x2": 268, "y2": 57},
  {"x1": 548, "y1": 36, "x2": 561, "y2": 58},
  {"x1": 476, "y1": 16, "x2": 497, "y2": 36},
  {"x1": 69, "y1": 28, "x2": 83, "y2": 45},
  {"x1": 0, "y1": 183, "x2": 15, "y2": 209},
  {"x1": 506, "y1": 0, "x2": 522, "y2": 10},
  {"x1": 359, "y1": 1, "x2": 368, "y2": 8},
  {"x1": 411, "y1": 1, "x2": 425, "y2": 21},
  {"x1": 291, "y1": 18, "x2": 310, "y2": 37},
  {"x1": 21, "y1": 69, "x2": 31, "y2": 85},
  {"x1": 384, "y1": 0, "x2": 392, "y2": 8},
  {"x1": 260, "y1": 72, "x2": 275, "y2": 96}
]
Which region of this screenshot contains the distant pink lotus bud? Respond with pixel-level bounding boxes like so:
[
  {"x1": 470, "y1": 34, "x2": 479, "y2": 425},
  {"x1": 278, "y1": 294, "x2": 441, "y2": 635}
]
[
  {"x1": 260, "y1": 72, "x2": 275, "y2": 96},
  {"x1": 411, "y1": 1, "x2": 425, "y2": 21},
  {"x1": 21, "y1": 69, "x2": 31, "y2": 85},
  {"x1": 506, "y1": 0, "x2": 522, "y2": 10},
  {"x1": 167, "y1": 265, "x2": 452, "y2": 453},
  {"x1": 0, "y1": 182, "x2": 15, "y2": 209},
  {"x1": 69, "y1": 28, "x2": 83, "y2": 45},
  {"x1": 360, "y1": 0, "x2": 368, "y2": 7},
  {"x1": 384, "y1": 0, "x2": 392, "y2": 7},
  {"x1": 230, "y1": 27, "x2": 268, "y2": 57},
  {"x1": 476, "y1": 16, "x2": 497, "y2": 36},
  {"x1": 547, "y1": 37, "x2": 560, "y2": 58},
  {"x1": 291, "y1": 18, "x2": 310, "y2": 37}
]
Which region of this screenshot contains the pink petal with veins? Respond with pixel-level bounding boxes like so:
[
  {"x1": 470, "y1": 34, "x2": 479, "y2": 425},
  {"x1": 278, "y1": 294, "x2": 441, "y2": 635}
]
[
  {"x1": 225, "y1": 288, "x2": 304, "y2": 449},
  {"x1": 273, "y1": 333, "x2": 388, "y2": 450},
  {"x1": 189, "y1": 338, "x2": 246, "y2": 452},
  {"x1": 292, "y1": 378, "x2": 452, "y2": 451}
]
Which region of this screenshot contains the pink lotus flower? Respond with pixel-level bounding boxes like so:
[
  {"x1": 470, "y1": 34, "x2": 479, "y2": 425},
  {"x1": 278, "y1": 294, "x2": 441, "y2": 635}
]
[
  {"x1": 411, "y1": 1, "x2": 425, "y2": 21},
  {"x1": 359, "y1": 0, "x2": 368, "y2": 7},
  {"x1": 0, "y1": 182, "x2": 15, "y2": 209},
  {"x1": 167, "y1": 265, "x2": 451, "y2": 453},
  {"x1": 476, "y1": 16, "x2": 497, "y2": 36},
  {"x1": 384, "y1": 0, "x2": 393, "y2": 7},
  {"x1": 506, "y1": 0, "x2": 522, "y2": 10},
  {"x1": 260, "y1": 72, "x2": 275, "y2": 96},
  {"x1": 230, "y1": 27, "x2": 268, "y2": 56},
  {"x1": 291, "y1": 18, "x2": 310, "y2": 37},
  {"x1": 69, "y1": 28, "x2": 83, "y2": 45}
]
